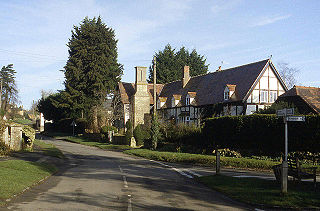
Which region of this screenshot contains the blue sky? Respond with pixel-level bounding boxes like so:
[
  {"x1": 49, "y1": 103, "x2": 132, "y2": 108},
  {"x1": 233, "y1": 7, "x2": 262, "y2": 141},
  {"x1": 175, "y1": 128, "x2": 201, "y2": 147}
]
[{"x1": 0, "y1": 0, "x2": 319, "y2": 109}]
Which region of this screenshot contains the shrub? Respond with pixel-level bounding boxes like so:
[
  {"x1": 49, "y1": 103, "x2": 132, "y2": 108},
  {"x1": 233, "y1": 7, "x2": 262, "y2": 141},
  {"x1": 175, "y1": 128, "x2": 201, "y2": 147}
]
[
  {"x1": 203, "y1": 114, "x2": 320, "y2": 156},
  {"x1": 133, "y1": 124, "x2": 150, "y2": 146},
  {"x1": 163, "y1": 123, "x2": 203, "y2": 153},
  {"x1": 213, "y1": 148, "x2": 242, "y2": 158},
  {"x1": 0, "y1": 141, "x2": 10, "y2": 156},
  {"x1": 22, "y1": 125, "x2": 35, "y2": 149},
  {"x1": 100, "y1": 125, "x2": 118, "y2": 134}
]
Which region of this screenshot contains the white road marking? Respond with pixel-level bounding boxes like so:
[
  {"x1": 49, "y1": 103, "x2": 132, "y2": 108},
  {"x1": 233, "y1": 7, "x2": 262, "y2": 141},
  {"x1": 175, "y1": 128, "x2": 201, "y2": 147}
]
[
  {"x1": 150, "y1": 160, "x2": 194, "y2": 178},
  {"x1": 127, "y1": 197, "x2": 132, "y2": 211},
  {"x1": 172, "y1": 168, "x2": 193, "y2": 178},
  {"x1": 185, "y1": 169, "x2": 202, "y2": 177},
  {"x1": 119, "y1": 165, "x2": 123, "y2": 173},
  {"x1": 123, "y1": 175, "x2": 128, "y2": 188}
]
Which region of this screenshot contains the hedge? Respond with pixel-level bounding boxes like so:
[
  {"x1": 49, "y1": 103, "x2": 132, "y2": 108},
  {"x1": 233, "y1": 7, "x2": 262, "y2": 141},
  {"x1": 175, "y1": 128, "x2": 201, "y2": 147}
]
[{"x1": 203, "y1": 114, "x2": 320, "y2": 156}]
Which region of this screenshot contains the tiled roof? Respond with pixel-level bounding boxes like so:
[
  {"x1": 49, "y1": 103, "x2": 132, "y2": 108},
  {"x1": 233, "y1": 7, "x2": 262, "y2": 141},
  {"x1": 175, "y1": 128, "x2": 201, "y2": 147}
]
[
  {"x1": 118, "y1": 82, "x2": 164, "y2": 104},
  {"x1": 159, "y1": 59, "x2": 270, "y2": 106},
  {"x1": 279, "y1": 86, "x2": 320, "y2": 114}
]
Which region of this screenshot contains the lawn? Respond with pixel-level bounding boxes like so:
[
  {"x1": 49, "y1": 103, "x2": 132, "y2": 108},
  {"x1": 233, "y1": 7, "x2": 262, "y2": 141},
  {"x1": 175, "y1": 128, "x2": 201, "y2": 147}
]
[
  {"x1": 34, "y1": 139, "x2": 65, "y2": 159},
  {"x1": 124, "y1": 149, "x2": 279, "y2": 170},
  {"x1": 198, "y1": 174, "x2": 320, "y2": 209},
  {"x1": 57, "y1": 136, "x2": 132, "y2": 151},
  {"x1": 11, "y1": 118, "x2": 33, "y2": 125},
  {"x1": 0, "y1": 160, "x2": 57, "y2": 205}
]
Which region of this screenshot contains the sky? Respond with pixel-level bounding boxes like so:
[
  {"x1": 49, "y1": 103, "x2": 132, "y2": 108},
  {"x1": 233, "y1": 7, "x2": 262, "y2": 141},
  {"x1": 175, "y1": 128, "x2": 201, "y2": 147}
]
[{"x1": 0, "y1": 0, "x2": 319, "y2": 109}]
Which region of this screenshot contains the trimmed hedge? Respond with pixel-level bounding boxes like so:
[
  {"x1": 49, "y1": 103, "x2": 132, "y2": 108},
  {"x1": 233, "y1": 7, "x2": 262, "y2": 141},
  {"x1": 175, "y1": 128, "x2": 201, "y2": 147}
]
[{"x1": 203, "y1": 114, "x2": 320, "y2": 156}]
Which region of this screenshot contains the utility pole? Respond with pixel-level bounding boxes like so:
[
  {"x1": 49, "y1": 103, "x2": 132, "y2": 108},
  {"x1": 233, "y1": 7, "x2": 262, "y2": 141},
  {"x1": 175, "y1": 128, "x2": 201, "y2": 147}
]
[
  {"x1": 0, "y1": 79, "x2": 2, "y2": 109},
  {"x1": 153, "y1": 56, "x2": 157, "y2": 116}
]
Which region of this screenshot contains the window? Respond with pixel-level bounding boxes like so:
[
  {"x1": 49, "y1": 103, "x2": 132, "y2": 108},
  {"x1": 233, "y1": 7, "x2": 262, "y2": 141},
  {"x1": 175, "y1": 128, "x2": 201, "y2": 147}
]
[
  {"x1": 171, "y1": 97, "x2": 175, "y2": 107},
  {"x1": 186, "y1": 116, "x2": 190, "y2": 122},
  {"x1": 186, "y1": 95, "x2": 190, "y2": 105},
  {"x1": 269, "y1": 91, "x2": 277, "y2": 103},
  {"x1": 224, "y1": 91, "x2": 230, "y2": 100},
  {"x1": 260, "y1": 91, "x2": 268, "y2": 102}
]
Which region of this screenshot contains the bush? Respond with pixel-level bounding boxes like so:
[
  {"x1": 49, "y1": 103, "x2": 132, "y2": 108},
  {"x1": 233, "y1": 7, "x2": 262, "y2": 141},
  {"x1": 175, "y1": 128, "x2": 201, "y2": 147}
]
[
  {"x1": 213, "y1": 148, "x2": 242, "y2": 158},
  {"x1": 203, "y1": 114, "x2": 320, "y2": 156},
  {"x1": 22, "y1": 125, "x2": 35, "y2": 149},
  {"x1": 100, "y1": 125, "x2": 118, "y2": 134},
  {"x1": 162, "y1": 123, "x2": 203, "y2": 153},
  {"x1": 0, "y1": 141, "x2": 10, "y2": 156},
  {"x1": 133, "y1": 124, "x2": 150, "y2": 146}
]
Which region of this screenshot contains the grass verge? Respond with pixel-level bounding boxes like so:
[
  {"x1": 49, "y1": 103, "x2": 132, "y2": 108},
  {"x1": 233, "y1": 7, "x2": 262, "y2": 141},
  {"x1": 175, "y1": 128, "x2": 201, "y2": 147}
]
[
  {"x1": 34, "y1": 139, "x2": 65, "y2": 159},
  {"x1": 58, "y1": 136, "x2": 132, "y2": 151},
  {"x1": 197, "y1": 174, "x2": 320, "y2": 209},
  {"x1": 124, "y1": 149, "x2": 279, "y2": 170},
  {"x1": 0, "y1": 160, "x2": 57, "y2": 205}
]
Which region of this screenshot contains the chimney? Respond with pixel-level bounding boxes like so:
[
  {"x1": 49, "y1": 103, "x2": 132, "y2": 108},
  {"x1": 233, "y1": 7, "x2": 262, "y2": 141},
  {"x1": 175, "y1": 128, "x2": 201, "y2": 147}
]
[
  {"x1": 182, "y1": 66, "x2": 190, "y2": 88},
  {"x1": 135, "y1": 66, "x2": 147, "y2": 84},
  {"x1": 217, "y1": 66, "x2": 222, "y2": 72}
]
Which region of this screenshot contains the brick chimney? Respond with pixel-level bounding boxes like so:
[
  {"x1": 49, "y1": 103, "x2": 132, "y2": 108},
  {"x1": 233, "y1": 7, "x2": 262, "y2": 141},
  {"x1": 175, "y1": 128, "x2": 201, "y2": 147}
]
[
  {"x1": 216, "y1": 66, "x2": 222, "y2": 72},
  {"x1": 182, "y1": 66, "x2": 190, "y2": 88}
]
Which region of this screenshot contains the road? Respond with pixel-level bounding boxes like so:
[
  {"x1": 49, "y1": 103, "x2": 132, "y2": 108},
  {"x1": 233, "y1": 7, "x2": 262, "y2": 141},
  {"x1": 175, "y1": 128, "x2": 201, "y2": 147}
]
[{"x1": 4, "y1": 137, "x2": 251, "y2": 211}]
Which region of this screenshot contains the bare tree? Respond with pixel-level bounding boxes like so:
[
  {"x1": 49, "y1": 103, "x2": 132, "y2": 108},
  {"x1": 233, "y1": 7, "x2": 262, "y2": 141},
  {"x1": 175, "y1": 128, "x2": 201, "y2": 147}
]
[{"x1": 277, "y1": 62, "x2": 299, "y2": 89}]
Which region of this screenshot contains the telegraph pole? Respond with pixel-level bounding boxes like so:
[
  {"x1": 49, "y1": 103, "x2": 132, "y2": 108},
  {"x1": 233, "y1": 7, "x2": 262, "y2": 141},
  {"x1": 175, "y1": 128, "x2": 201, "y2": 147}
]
[
  {"x1": 153, "y1": 56, "x2": 157, "y2": 116},
  {"x1": 0, "y1": 79, "x2": 2, "y2": 109}
]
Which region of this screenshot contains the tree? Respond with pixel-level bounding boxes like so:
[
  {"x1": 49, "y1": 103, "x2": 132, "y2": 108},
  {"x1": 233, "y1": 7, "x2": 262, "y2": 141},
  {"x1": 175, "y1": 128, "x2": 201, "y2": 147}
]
[
  {"x1": 277, "y1": 62, "x2": 299, "y2": 89},
  {"x1": 37, "y1": 91, "x2": 72, "y2": 122},
  {"x1": 63, "y1": 16, "x2": 123, "y2": 132},
  {"x1": 150, "y1": 114, "x2": 161, "y2": 150},
  {"x1": 148, "y1": 44, "x2": 209, "y2": 83},
  {"x1": 0, "y1": 64, "x2": 19, "y2": 112}
]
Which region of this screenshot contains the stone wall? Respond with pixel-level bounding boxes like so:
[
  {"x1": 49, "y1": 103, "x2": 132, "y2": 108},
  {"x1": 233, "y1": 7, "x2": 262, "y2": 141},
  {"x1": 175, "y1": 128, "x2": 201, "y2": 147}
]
[{"x1": 1, "y1": 125, "x2": 23, "y2": 151}]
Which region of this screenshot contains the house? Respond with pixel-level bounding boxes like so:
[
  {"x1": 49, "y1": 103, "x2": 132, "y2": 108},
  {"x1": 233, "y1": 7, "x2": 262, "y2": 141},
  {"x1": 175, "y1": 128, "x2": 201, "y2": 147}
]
[
  {"x1": 276, "y1": 86, "x2": 320, "y2": 115},
  {"x1": 115, "y1": 59, "x2": 288, "y2": 128}
]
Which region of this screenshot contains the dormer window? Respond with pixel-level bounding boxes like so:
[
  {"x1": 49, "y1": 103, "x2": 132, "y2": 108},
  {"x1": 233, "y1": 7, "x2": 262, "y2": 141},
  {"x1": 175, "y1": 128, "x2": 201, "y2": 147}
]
[
  {"x1": 171, "y1": 97, "x2": 175, "y2": 107},
  {"x1": 186, "y1": 95, "x2": 190, "y2": 105},
  {"x1": 224, "y1": 90, "x2": 230, "y2": 100},
  {"x1": 224, "y1": 84, "x2": 236, "y2": 101}
]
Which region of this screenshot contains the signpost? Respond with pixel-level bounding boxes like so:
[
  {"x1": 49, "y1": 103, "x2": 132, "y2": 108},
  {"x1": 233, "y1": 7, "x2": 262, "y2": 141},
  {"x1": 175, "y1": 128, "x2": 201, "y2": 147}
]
[
  {"x1": 70, "y1": 120, "x2": 77, "y2": 136},
  {"x1": 276, "y1": 108, "x2": 305, "y2": 193}
]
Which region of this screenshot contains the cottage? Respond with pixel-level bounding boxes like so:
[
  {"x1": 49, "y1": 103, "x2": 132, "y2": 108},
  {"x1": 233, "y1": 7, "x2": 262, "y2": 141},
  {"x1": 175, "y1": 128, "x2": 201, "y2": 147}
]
[
  {"x1": 276, "y1": 86, "x2": 320, "y2": 115},
  {"x1": 115, "y1": 59, "x2": 288, "y2": 128}
]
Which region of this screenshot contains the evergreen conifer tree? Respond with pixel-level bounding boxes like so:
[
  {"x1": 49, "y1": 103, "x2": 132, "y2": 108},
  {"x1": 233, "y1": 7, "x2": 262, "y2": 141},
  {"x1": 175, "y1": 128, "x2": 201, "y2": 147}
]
[
  {"x1": 148, "y1": 44, "x2": 209, "y2": 83},
  {"x1": 63, "y1": 16, "x2": 123, "y2": 132}
]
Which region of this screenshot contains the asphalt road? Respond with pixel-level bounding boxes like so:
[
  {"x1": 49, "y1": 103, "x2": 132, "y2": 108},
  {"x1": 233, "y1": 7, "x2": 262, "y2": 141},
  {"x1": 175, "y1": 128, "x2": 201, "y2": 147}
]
[{"x1": 4, "y1": 138, "x2": 252, "y2": 211}]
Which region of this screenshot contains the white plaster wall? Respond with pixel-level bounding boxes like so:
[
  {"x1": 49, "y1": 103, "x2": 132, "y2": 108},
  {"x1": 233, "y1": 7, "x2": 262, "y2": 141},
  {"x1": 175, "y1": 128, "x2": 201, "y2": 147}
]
[
  {"x1": 270, "y1": 77, "x2": 278, "y2": 90},
  {"x1": 260, "y1": 77, "x2": 268, "y2": 89},
  {"x1": 252, "y1": 90, "x2": 259, "y2": 103}
]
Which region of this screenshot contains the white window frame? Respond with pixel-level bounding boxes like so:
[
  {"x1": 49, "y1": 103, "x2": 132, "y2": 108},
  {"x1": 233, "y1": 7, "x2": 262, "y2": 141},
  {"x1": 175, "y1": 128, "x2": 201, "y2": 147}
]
[
  {"x1": 269, "y1": 91, "x2": 277, "y2": 103},
  {"x1": 260, "y1": 90, "x2": 268, "y2": 103},
  {"x1": 224, "y1": 91, "x2": 230, "y2": 100},
  {"x1": 186, "y1": 95, "x2": 190, "y2": 105},
  {"x1": 171, "y1": 97, "x2": 175, "y2": 107}
]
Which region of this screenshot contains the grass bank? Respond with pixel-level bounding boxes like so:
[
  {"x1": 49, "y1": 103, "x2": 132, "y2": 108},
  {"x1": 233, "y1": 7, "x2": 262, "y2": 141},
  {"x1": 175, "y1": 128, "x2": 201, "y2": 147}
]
[
  {"x1": 124, "y1": 149, "x2": 279, "y2": 170},
  {"x1": 0, "y1": 160, "x2": 57, "y2": 205},
  {"x1": 57, "y1": 136, "x2": 132, "y2": 151},
  {"x1": 198, "y1": 174, "x2": 320, "y2": 209},
  {"x1": 34, "y1": 139, "x2": 65, "y2": 159}
]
